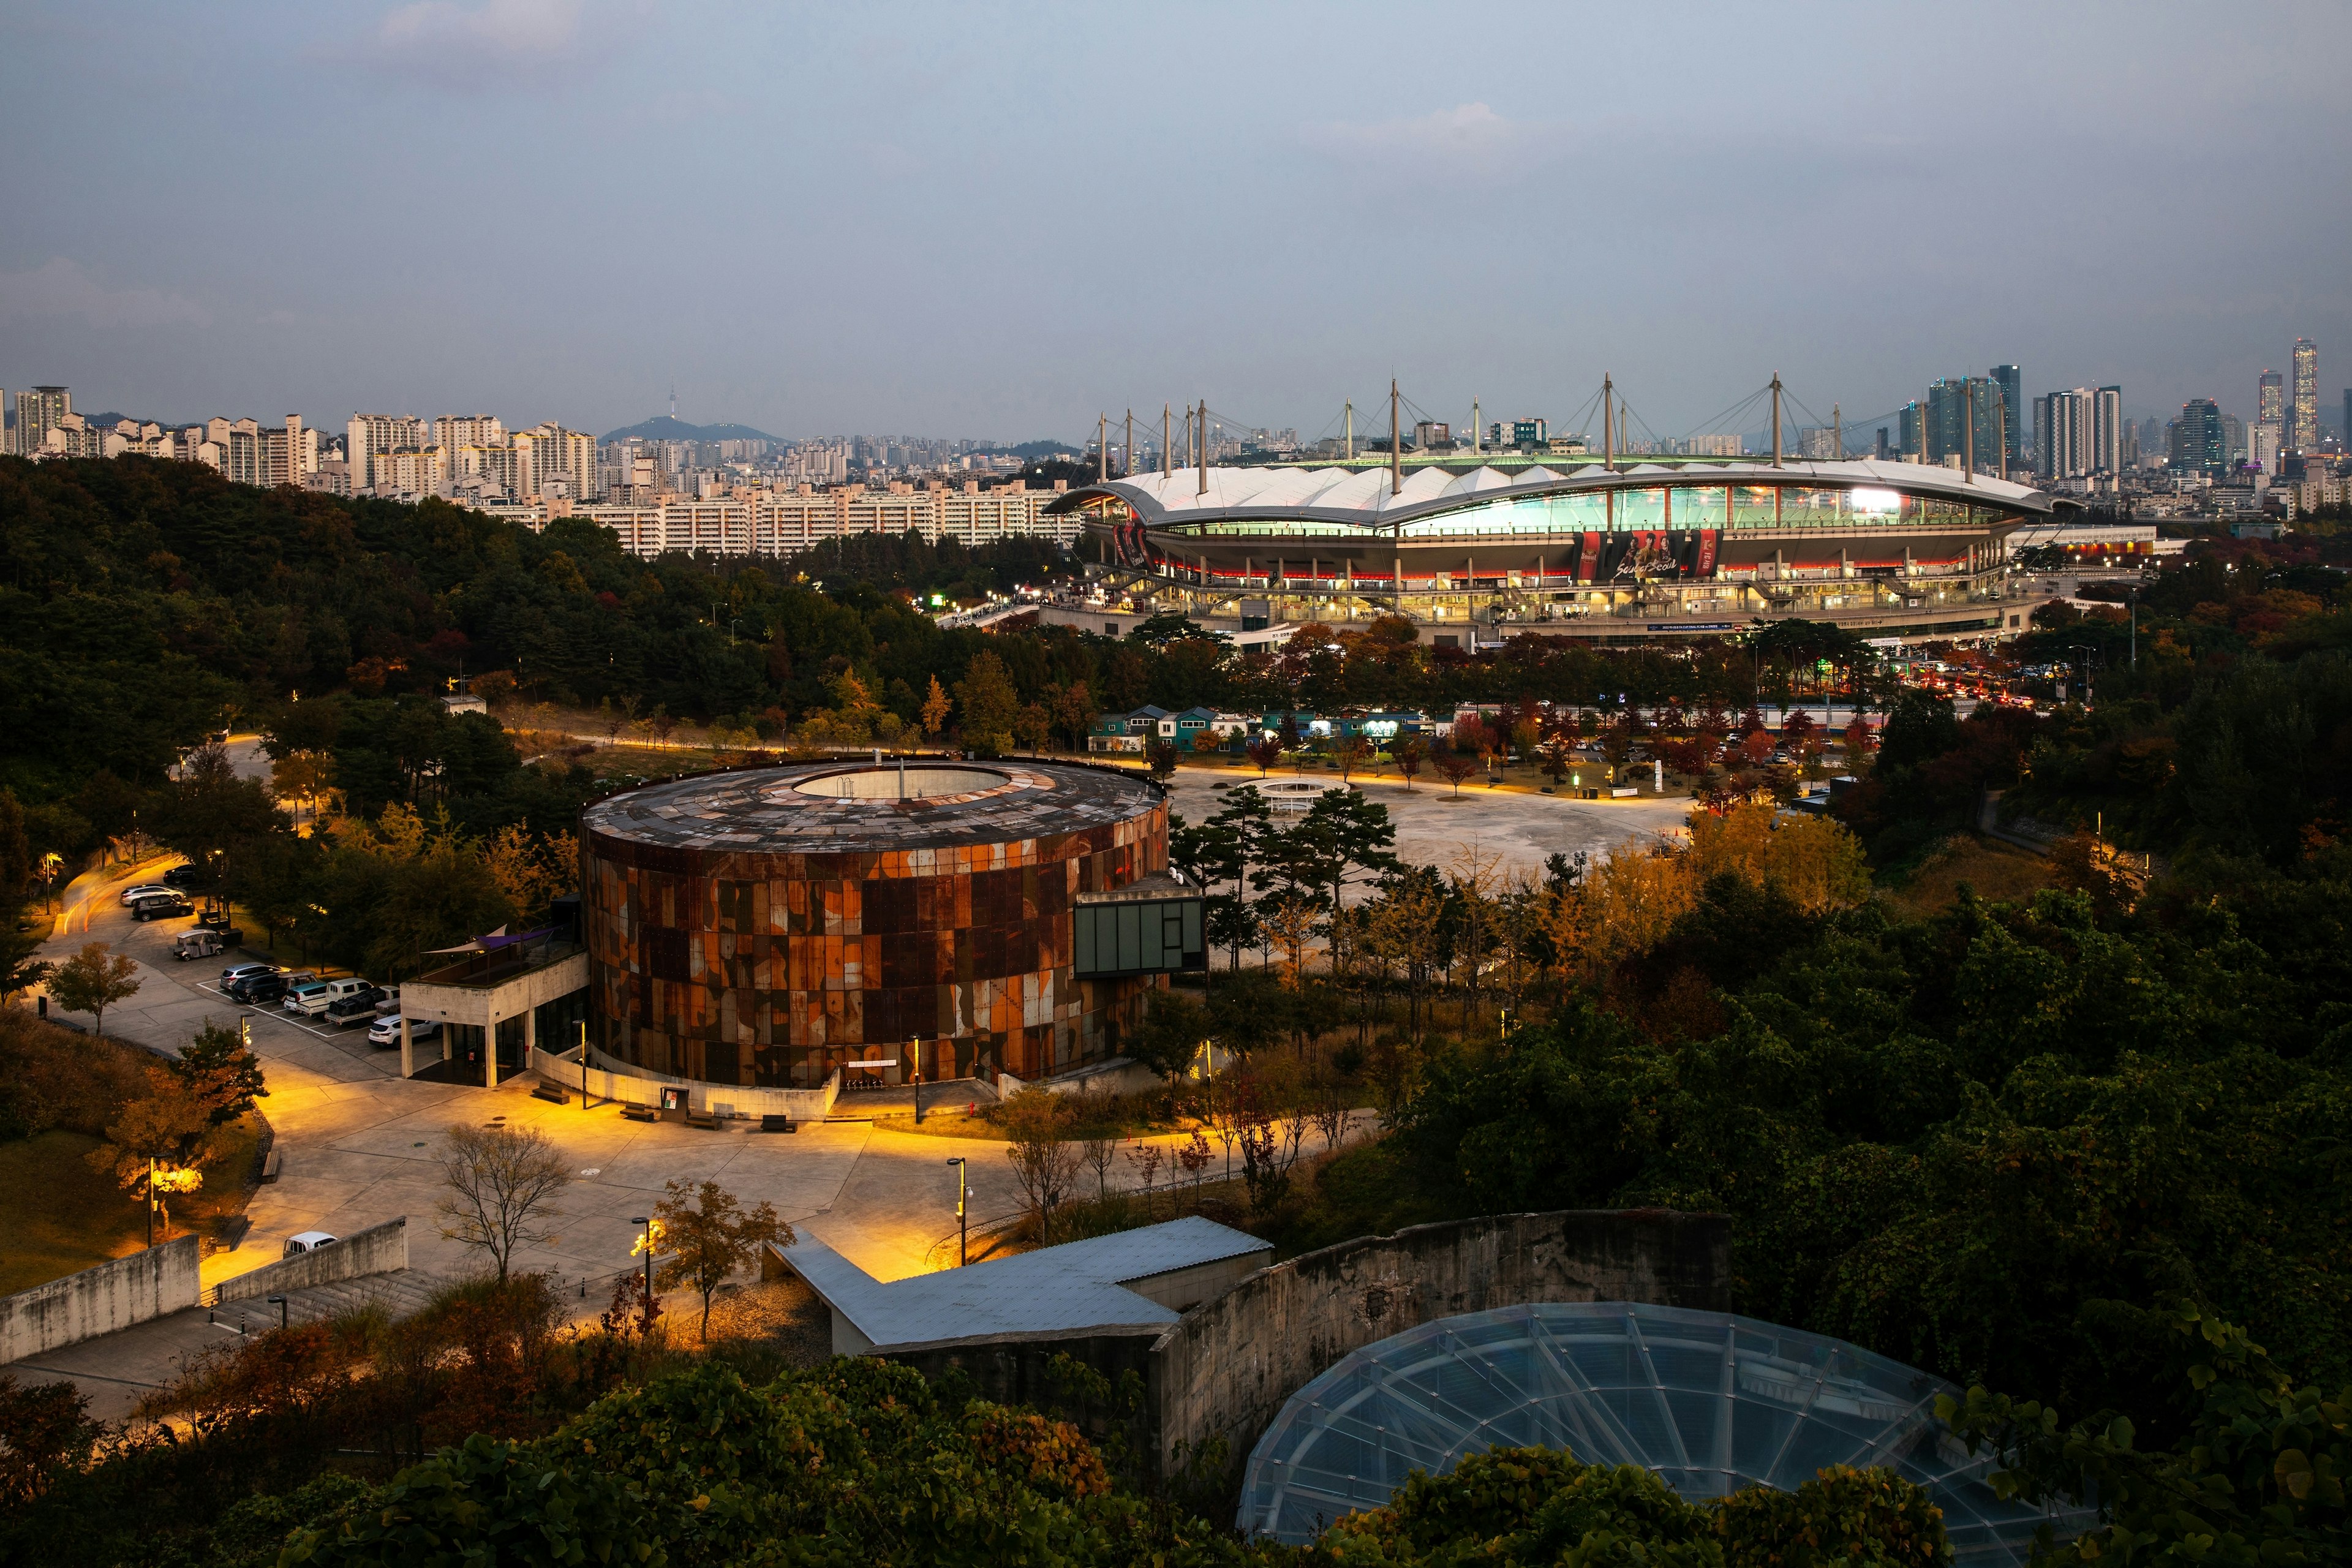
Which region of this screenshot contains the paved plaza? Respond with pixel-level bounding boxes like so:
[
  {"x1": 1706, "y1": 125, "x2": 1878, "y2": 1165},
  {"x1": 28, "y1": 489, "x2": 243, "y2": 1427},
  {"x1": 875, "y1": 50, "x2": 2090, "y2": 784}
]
[{"x1": 9, "y1": 764, "x2": 1663, "y2": 1415}]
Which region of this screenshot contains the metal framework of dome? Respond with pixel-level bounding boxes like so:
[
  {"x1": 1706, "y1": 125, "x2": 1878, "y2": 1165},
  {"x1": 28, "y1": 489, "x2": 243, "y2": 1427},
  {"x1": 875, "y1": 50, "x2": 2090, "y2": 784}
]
[{"x1": 1239, "y1": 1302, "x2": 2091, "y2": 1563}]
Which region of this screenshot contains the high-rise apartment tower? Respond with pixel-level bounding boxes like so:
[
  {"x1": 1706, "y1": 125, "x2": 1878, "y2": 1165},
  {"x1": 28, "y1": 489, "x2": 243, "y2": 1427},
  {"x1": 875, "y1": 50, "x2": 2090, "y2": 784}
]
[{"x1": 2292, "y1": 339, "x2": 2319, "y2": 450}]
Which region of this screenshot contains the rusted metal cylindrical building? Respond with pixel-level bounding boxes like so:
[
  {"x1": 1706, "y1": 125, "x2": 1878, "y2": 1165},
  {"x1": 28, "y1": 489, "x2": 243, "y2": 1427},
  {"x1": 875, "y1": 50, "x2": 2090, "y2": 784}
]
[{"x1": 578, "y1": 760, "x2": 1176, "y2": 1088}]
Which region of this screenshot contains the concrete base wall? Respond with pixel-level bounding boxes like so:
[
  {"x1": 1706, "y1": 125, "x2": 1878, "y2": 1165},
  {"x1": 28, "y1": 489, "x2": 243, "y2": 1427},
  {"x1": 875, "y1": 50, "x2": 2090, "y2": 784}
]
[
  {"x1": 531, "y1": 1044, "x2": 843, "y2": 1122},
  {"x1": 1150, "y1": 1209, "x2": 1729, "y2": 1483},
  {"x1": 0, "y1": 1236, "x2": 202, "y2": 1363},
  {"x1": 210, "y1": 1216, "x2": 409, "y2": 1305}
]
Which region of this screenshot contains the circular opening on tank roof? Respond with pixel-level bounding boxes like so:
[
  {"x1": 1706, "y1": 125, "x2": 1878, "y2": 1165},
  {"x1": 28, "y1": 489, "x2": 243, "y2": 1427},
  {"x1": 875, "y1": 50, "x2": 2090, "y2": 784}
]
[{"x1": 791, "y1": 765, "x2": 1011, "y2": 801}]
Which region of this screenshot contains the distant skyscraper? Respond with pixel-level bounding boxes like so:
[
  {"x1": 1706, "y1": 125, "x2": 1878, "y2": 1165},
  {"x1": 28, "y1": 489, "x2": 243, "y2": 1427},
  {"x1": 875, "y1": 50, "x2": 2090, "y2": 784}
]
[
  {"x1": 2094, "y1": 386, "x2": 2122, "y2": 475},
  {"x1": 1991, "y1": 364, "x2": 2022, "y2": 467},
  {"x1": 15, "y1": 385, "x2": 70, "y2": 457},
  {"x1": 1899, "y1": 401, "x2": 1924, "y2": 459},
  {"x1": 2258, "y1": 369, "x2": 2284, "y2": 426},
  {"x1": 2292, "y1": 338, "x2": 2318, "y2": 450},
  {"x1": 1925, "y1": 377, "x2": 2001, "y2": 469},
  {"x1": 2171, "y1": 398, "x2": 2226, "y2": 475},
  {"x1": 2138, "y1": 417, "x2": 2163, "y2": 468}
]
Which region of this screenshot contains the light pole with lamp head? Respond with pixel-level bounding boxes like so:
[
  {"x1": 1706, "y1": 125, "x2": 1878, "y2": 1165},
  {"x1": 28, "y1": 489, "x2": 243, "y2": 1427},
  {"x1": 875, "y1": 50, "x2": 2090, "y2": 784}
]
[
  {"x1": 632, "y1": 1216, "x2": 655, "y2": 1308},
  {"x1": 946, "y1": 1158, "x2": 967, "y2": 1266}
]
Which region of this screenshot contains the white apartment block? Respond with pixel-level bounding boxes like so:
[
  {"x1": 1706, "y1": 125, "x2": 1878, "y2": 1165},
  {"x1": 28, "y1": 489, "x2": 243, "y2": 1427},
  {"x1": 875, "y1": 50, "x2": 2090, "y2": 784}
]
[
  {"x1": 512, "y1": 423, "x2": 597, "y2": 500},
  {"x1": 434, "y1": 414, "x2": 505, "y2": 452},
  {"x1": 483, "y1": 480, "x2": 1079, "y2": 560},
  {"x1": 348, "y1": 413, "x2": 426, "y2": 493}
]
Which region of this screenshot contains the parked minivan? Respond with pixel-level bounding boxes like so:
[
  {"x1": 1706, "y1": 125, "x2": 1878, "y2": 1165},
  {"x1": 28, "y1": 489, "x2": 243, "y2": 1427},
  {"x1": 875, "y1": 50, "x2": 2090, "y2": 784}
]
[
  {"x1": 282, "y1": 1231, "x2": 337, "y2": 1257},
  {"x1": 287, "y1": 977, "x2": 369, "y2": 1019}
]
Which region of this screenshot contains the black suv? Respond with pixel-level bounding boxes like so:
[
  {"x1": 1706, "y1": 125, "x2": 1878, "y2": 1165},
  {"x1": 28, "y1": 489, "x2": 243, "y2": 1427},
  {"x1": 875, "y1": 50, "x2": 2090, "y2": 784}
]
[
  {"x1": 162, "y1": 864, "x2": 201, "y2": 890},
  {"x1": 132, "y1": 893, "x2": 194, "y2": 922},
  {"x1": 227, "y1": 970, "x2": 288, "y2": 1004}
]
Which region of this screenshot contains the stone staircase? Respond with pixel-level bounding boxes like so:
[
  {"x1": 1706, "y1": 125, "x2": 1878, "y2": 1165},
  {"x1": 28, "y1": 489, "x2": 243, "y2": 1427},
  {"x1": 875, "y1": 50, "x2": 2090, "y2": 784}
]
[{"x1": 206, "y1": 1269, "x2": 445, "y2": 1332}]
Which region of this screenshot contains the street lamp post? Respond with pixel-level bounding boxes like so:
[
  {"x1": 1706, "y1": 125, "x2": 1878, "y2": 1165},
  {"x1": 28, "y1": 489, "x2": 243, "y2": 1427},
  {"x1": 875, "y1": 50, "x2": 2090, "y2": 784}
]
[
  {"x1": 946, "y1": 1158, "x2": 968, "y2": 1267},
  {"x1": 633, "y1": 1216, "x2": 655, "y2": 1306}
]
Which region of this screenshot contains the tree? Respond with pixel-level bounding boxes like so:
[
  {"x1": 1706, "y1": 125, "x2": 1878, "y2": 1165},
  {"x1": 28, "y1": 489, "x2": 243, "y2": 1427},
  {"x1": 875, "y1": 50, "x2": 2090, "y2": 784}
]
[
  {"x1": 954, "y1": 650, "x2": 1022, "y2": 756},
  {"x1": 434, "y1": 1123, "x2": 570, "y2": 1283},
  {"x1": 647, "y1": 705, "x2": 678, "y2": 748},
  {"x1": 49, "y1": 942, "x2": 140, "y2": 1038},
  {"x1": 1001, "y1": 1093, "x2": 1082, "y2": 1245},
  {"x1": 88, "y1": 1063, "x2": 221, "y2": 1242},
  {"x1": 650, "y1": 1178, "x2": 791, "y2": 1343},
  {"x1": 1246, "y1": 733, "x2": 1283, "y2": 777},
  {"x1": 1047, "y1": 679, "x2": 1096, "y2": 750},
  {"x1": 1393, "y1": 734, "x2": 1427, "y2": 790},
  {"x1": 1335, "y1": 736, "x2": 1370, "y2": 782},
  {"x1": 1145, "y1": 737, "x2": 1178, "y2": 782},
  {"x1": 175, "y1": 1020, "x2": 269, "y2": 1125},
  {"x1": 1436, "y1": 752, "x2": 1479, "y2": 794},
  {"x1": 920, "y1": 674, "x2": 952, "y2": 742}
]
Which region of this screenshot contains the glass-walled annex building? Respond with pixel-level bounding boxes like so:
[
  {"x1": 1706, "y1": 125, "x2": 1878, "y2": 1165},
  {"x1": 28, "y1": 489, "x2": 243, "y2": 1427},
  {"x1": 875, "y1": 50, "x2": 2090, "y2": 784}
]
[{"x1": 1054, "y1": 456, "x2": 2054, "y2": 644}]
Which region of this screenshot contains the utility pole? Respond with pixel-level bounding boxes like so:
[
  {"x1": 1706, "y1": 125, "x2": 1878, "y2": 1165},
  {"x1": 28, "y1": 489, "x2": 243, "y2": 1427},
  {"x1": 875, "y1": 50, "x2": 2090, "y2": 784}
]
[
  {"x1": 1602, "y1": 372, "x2": 1615, "y2": 472},
  {"x1": 1389, "y1": 379, "x2": 1404, "y2": 496},
  {"x1": 1770, "y1": 373, "x2": 1784, "y2": 469},
  {"x1": 947, "y1": 1157, "x2": 968, "y2": 1265}
]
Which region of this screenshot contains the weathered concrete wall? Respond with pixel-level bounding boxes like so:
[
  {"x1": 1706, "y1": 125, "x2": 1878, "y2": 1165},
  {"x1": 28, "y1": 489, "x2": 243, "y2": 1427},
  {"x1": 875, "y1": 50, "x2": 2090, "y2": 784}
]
[
  {"x1": 1150, "y1": 1209, "x2": 1729, "y2": 1483},
  {"x1": 0, "y1": 1235, "x2": 202, "y2": 1363},
  {"x1": 210, "y1": 1216, "x2": 409, "y2": 1304},
  {"x1": 532, "y1": 1045, "x2": 842, "y2": 1121}
]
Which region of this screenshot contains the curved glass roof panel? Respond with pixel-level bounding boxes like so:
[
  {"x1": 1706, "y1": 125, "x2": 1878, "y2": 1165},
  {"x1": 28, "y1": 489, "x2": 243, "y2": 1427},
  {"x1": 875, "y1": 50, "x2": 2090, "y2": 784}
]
[{"x1": 1238, "y1": 1302, "x2": 2092, "y2": 1564}]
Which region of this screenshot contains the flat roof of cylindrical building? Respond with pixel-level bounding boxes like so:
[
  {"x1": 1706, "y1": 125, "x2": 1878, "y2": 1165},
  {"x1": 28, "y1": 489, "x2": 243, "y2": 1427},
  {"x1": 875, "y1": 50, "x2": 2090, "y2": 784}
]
[{"x1": 579, "y1": 760, "x2": 1161, "y2": 858}]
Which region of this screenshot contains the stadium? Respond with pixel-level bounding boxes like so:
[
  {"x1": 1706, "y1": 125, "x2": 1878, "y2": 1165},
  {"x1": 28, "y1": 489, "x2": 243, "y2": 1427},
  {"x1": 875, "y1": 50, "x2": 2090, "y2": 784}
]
[{"x1": 1054, "y1": 455, "x2": 2056, "y2": 646}]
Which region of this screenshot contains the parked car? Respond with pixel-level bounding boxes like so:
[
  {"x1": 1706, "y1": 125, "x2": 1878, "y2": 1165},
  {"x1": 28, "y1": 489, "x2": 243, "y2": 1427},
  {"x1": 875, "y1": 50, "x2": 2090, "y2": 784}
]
[
  {"x1": 282, "y1": 981, "x2": 331, "y2": 1016},
  {"x1": 161, "y1": 864, "x2": 200, "y2": 889},
  {"x1": 325, "y1": 987, "x2": 388, "y2": 1026},
  {"x1": 284, "y1": 976, "x2": 369, "y2": 1019},
  {"x1": 119, "y1": 883, "x2": 175, "y2": 906},
  {"x1": 131, "y1": 893, "x2": 194, "y2": 922},
  {"x1": 367, "y1": 1016, "x2": 440, "y2": 1049},
  {"x1": 373, "y1": 986, "x2": 402, "y2": 1017},
  {"x1": 232, "y1": 973, "x2": 286, "y2": 1004},
  {"x1": 282, "y1": 1231, "x2": 337, "y2": 1257},
  {"x1": 221, "y1": 962, "x2": 276, "y2": 987}
]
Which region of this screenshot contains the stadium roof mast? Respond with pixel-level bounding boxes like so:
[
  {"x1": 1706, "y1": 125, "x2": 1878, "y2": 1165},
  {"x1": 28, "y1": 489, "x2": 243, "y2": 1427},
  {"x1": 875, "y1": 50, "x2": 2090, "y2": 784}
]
[
  {"x1": 1963, "y1": 382, "x2": 1976, "y2": 484},
  {"x1": 1197, "y1": 399, "x2": 1208, "y2": 496},
  {"x1": 1602, "y1": 372, "x2": 1615, "y2": 472},
  {"x1": 1770, "y1": 373, "x2": 1784, "y2": 469},
  {"x1": 1162, "y1": 404, "x2": 1171, "y2": 478},
  {"x1": 1344, "y1": 400, "x2": 1353, "y2": 460},
  {"x1": 1471, "y1": 396, "x2": 1480, "y2": 455},
  {"x1": 1834, "y1": 404, "x2": 1842, "y2": 462},
  {"x1": 1125, "y1": 410, "x2": 1133, "y2": 480},
  {"x1": 1097, "y1": 413, "x2": 1107, "y2": 483},
  {"x1": 1373, "y1": 378, "x2": 1392, "y2": 493}
]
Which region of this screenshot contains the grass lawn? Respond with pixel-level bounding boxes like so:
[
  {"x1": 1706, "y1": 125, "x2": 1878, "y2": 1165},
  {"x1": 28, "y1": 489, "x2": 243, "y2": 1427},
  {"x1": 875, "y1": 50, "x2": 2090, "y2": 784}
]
[
  {"x1": 1882, "y1": 834, "x2": 2059, "y2": 917},
  {"x1": 0, "y1": 1130, "x2": 148, "y2": 1295},
  {"x1": 0, "y1": 1115, "x2": 266, "y2": 1295}
]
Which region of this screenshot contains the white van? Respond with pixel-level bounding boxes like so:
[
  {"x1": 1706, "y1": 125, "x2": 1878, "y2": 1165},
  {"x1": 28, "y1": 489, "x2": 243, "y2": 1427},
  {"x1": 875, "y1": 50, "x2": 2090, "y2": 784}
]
[
  {"x1": 287, "y1": 978, "x2": 369, "y2": 1019},
  {"x1": 282, "y1": 1231, "x2": 337, "y2": 1257}
]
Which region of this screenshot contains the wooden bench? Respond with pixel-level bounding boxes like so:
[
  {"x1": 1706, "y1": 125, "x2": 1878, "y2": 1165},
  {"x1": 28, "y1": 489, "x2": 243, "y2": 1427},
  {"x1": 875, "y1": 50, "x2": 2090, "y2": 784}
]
[
  {"x1": 619, "y1": 1102, "x2": 657, "y2": 1123},
  {"x1": 531, "y1": 1081, "x2": 570, "y2": 1105},
  {"x1": 760, "y1": 1114, "x2": 796, "y2": 1134},
  {"x1": 260, "y1": 1148, "x2": 282, "y2": 1183},
  {"x1": 684, "y1": 1111, "x2": 719, "y2": 1131}
]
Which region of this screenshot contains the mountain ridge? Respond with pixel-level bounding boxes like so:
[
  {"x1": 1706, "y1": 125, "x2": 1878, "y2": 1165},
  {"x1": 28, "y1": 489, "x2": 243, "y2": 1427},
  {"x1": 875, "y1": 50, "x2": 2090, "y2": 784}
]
[{"x1": 601, "y1": 414, "x2": 783, "y2": 443}]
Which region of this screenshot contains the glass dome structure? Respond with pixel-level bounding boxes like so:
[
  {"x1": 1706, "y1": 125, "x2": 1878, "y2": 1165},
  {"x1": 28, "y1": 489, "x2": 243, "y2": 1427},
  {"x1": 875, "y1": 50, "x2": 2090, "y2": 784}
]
[{"x1": 1238, "y1": 1302, "x2": 2092, "y2": 1564}]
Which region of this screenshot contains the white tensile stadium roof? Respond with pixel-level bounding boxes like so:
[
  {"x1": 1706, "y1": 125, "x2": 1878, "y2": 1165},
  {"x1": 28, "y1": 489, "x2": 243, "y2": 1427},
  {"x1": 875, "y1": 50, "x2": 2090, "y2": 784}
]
[{"x1": 1065, "y1": 459, "x2": 2051, "y2": 529}]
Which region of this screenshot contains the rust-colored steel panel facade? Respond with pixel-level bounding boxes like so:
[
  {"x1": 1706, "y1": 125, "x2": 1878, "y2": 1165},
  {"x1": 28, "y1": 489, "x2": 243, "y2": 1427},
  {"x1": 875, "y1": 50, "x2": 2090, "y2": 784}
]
[{"x1": 580, "y1": 761, "x2": 1166, "y2": 1087}]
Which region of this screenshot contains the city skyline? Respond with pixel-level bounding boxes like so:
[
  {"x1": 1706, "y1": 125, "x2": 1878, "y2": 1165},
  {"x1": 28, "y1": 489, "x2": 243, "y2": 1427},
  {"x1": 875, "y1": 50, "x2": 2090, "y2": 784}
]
[{"x1": 3, "y1": 1, "x2": 2348, "y2": 440}]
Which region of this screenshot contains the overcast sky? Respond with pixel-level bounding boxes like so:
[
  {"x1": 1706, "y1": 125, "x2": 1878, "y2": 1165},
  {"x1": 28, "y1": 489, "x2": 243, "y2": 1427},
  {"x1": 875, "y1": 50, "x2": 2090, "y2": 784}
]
[{"x1": 4, "y1": 1, "x2": 2347, "y2": 443}]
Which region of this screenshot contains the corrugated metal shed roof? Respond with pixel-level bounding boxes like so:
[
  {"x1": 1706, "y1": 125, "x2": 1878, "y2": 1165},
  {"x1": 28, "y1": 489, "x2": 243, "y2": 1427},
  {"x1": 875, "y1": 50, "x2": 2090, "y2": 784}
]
[{"x1": 783, "y1": 1215, "x2": 1270, "y2": 1349}]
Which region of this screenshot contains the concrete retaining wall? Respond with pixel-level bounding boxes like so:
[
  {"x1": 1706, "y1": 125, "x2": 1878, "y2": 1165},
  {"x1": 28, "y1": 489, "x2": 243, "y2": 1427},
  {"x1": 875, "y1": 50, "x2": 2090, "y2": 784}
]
[
  {"x1": 1152, "y1": 1209, "x2": 1727, "y2": 1483},
  {"x1": 209, "y1": 1216, "x2": 410, "y2": 1305},
  {"x1": 529, "y1": 1044, "x2": 842, "y2": 1121},
  {"x1": 0, "y1": 1236, "x2": 202, "y2": 1363}
]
